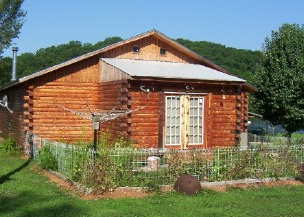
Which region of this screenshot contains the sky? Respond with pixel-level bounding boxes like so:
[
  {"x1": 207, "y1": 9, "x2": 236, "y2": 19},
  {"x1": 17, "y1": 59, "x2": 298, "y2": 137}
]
[{"x1": 3, "y1": 0, "x2": 304, "y2": 57}]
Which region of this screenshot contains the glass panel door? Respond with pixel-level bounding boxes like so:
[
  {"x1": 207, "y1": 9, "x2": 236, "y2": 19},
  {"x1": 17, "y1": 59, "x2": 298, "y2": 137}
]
[
  {"x1": 165, "y1": 96, "x2": 181, "y2": 145},
  {"x1": 165, "y1": 95, "x2": 204, "y2": 147},
  {"x1": 188, "y1": 97, "x2": 204, "y2": 145}
]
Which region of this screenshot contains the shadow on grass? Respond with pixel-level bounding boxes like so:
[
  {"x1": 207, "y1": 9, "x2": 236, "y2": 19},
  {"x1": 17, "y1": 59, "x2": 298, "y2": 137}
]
[
  {"x1": 0, "y1": 158, "x2": 32, "y2": 184},
  {"x1": 0, "y1": 191, "x2": 85, "y2": 217}
]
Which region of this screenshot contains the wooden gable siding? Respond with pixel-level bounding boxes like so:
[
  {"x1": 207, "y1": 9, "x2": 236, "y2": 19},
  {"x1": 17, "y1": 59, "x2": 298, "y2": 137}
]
[
  {"x1": 100, "y1": 61, "x2": 130, "y2": 82},
  {"x1": 101, "y1": 35, "x2": 199, "y2": 64},
  {"x1": 44, "y1": 56, "x2": 101, "y2": 83}
]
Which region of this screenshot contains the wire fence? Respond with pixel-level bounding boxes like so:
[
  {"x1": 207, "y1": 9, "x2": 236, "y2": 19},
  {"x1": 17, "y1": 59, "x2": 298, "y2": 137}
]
[
  {"x1": 248, "y1": 133, "x2": 304, "y2": 148},
  {"x1": 248, "y1": 133, "x2": 288, "y2": 147},
  {"x1": 33, "y1": 139, "x2": 304, "y2": 190}
]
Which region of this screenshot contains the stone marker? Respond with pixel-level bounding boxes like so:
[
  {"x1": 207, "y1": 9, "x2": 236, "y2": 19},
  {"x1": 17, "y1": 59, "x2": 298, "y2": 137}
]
[
  {"x1": 147, "y1": 156, "x2": 160, "y2": 171},
  {"x1": 174, "y1": 174, "x2": 201, "y2": 195}
]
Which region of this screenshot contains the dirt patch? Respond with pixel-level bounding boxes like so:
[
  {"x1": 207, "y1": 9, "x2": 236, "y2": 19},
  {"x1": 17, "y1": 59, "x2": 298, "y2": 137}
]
[
  {"x1": 205, "y1": 179, "x2": 303, "y2": 192},
  {"x1": 39, "y1": 169, "x2": 152, "y2": 200},
  {"x1": 206, "y1": 185, "x2": 227, "y2": 192},
  {"x1": 82, "y1": 188, "x2": 151, "y2": 200},
  {"x1": 42, "y1": 170, "x2": 76, "y2": 192}
]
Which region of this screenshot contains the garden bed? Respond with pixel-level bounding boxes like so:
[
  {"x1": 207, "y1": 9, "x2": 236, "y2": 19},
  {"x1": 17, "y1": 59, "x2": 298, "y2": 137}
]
[
  {"x1": 41, "y1": 169, "x2": 152, "y2": 199},
  {"x1": 34, "y1": 141, "x2": 304, "y2": 195},
  {"x1": 41, "y1": 168, "x2": 304, "y2": 200}
]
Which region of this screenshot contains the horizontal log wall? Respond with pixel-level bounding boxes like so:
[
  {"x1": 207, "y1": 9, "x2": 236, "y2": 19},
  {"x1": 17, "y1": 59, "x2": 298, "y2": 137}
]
[
  {"x1": 0, "y1": 86, "x2": 26, "y2": 147},
  {"x1": 209, "y1": 94, "x2": 238, "y2": 147},
  {"x1": 128, "y1": 81, "x2": 246, "y2": 148},
  {"x1": 31, "y1": 81, "x2": 126, "y2": 143},
  {"x1": 128, "y1": 91, "x2": 162, "y2": 148}
]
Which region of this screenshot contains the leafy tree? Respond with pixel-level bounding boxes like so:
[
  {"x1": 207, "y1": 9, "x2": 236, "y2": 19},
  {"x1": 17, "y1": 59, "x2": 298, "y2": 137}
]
[
  {"x1": 254, "y1": 24, "x2": 304, "y2": 135},
  {"x1": 0, "y1": 56, "x2": 11, "y2": 86},
  {"x1": 0, "y1": 0, "x2": 26, "y2": 56}
]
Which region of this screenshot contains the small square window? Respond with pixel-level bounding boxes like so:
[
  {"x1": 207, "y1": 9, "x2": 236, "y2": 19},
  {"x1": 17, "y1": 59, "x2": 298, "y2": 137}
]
[
  {"x1": 132, "y1": 45, "x2": 140, "y2": 53},
  {"x1": 160, "y1": 48, "x2": 166, "y2": 55}
]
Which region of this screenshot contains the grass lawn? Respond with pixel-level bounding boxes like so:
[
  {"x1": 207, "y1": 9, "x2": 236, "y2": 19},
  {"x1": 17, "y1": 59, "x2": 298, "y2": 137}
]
[{"x1": 1, "y1": 152, "x2": 304, "y2": 217}]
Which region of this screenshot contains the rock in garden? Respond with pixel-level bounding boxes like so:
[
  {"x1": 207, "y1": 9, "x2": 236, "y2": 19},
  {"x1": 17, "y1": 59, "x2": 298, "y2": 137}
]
[{"x1": 174, "y1": 175, "x2": 201, "y2": 195}]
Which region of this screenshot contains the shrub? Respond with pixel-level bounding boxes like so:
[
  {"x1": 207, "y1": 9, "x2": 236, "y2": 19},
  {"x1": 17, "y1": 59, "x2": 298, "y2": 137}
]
[
  {"x1": 81, "y1": 149, "x2": 117, "y2": 193},
  {"x1": 38, "y1": 145, "x2": 58, "y2": 171},
  {"x1": 165, "y1": 150, "x2": 211, "y2": 182},
  {"x1": 222, "y1": 147, "x2": 299, "y2": 180}
]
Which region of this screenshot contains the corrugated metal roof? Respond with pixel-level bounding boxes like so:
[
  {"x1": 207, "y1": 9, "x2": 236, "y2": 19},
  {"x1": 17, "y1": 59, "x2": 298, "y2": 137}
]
[{"x1": 102, "y1": 58, "x2": 245, "y2": 82}]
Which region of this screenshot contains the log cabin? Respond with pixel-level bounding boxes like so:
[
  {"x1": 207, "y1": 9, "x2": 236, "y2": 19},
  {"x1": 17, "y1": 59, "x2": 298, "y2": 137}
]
[{"x1": 0, "y1": 30, "x2": 255, "y2": 150}]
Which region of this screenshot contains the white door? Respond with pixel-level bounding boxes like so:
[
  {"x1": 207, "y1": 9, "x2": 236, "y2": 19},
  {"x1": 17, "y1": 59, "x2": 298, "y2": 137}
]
[{"x1": 165, "y1": 95, "x2": 204, "y2": 148}]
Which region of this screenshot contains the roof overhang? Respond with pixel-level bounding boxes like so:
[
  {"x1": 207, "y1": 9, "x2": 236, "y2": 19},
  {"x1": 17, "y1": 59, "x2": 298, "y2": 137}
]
[{"x1": 131, "y1": 77, "x2": 255, "y2": 92}]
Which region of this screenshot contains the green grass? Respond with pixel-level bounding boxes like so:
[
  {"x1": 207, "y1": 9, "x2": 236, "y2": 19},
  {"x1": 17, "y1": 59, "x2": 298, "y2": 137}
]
[{"x1": 1, "y1": 152, "x2": 304, "y2": 217}]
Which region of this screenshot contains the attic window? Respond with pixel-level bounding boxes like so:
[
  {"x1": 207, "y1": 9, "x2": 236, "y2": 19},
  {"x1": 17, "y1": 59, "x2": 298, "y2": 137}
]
[
  {"x1": 160, "y1": 48, "x2": 166, "y2": 55},
  {"x1": 132, "y1": 45, "x2": 140, "y2": 53}
]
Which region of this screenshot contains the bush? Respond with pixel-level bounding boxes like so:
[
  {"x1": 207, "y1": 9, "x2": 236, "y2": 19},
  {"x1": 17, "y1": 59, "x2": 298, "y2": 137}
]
[
  {"x1": 81, "y1": 150, "x2": 117, "y2": 193},
  {"x1": 38, "y1": 145, "x2": 58, "y2": 171},
  {"x1": 0, "y1": 137, "x2": 18, "y2": 153},
  {"x1": 220, "y1": 147, "x2": 299, "y2": 180},
  {"x1": 165, "y1": 150, "x2": 211, "y2": 182},
  {"x1": 69, "y1": 148, "x2": 91, "y2": 182}
]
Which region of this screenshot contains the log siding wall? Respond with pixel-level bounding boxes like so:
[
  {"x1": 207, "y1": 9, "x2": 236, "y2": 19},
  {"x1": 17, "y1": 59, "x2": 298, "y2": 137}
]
[
  {"x1": 31, "y1": 80, "x2": 127, "y2": 143},
  {"x1": 128, "y1": 91, "x2": 162, "y2": 148},
  {"x1": 0, "y1": 86, "x2": 27, "y2": 147}
]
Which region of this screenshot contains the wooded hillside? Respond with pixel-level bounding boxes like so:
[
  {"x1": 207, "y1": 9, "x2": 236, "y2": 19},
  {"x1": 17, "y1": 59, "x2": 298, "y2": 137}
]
[{"x1": 0, "y1": 36, "x2": 262, "y2": 87}]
